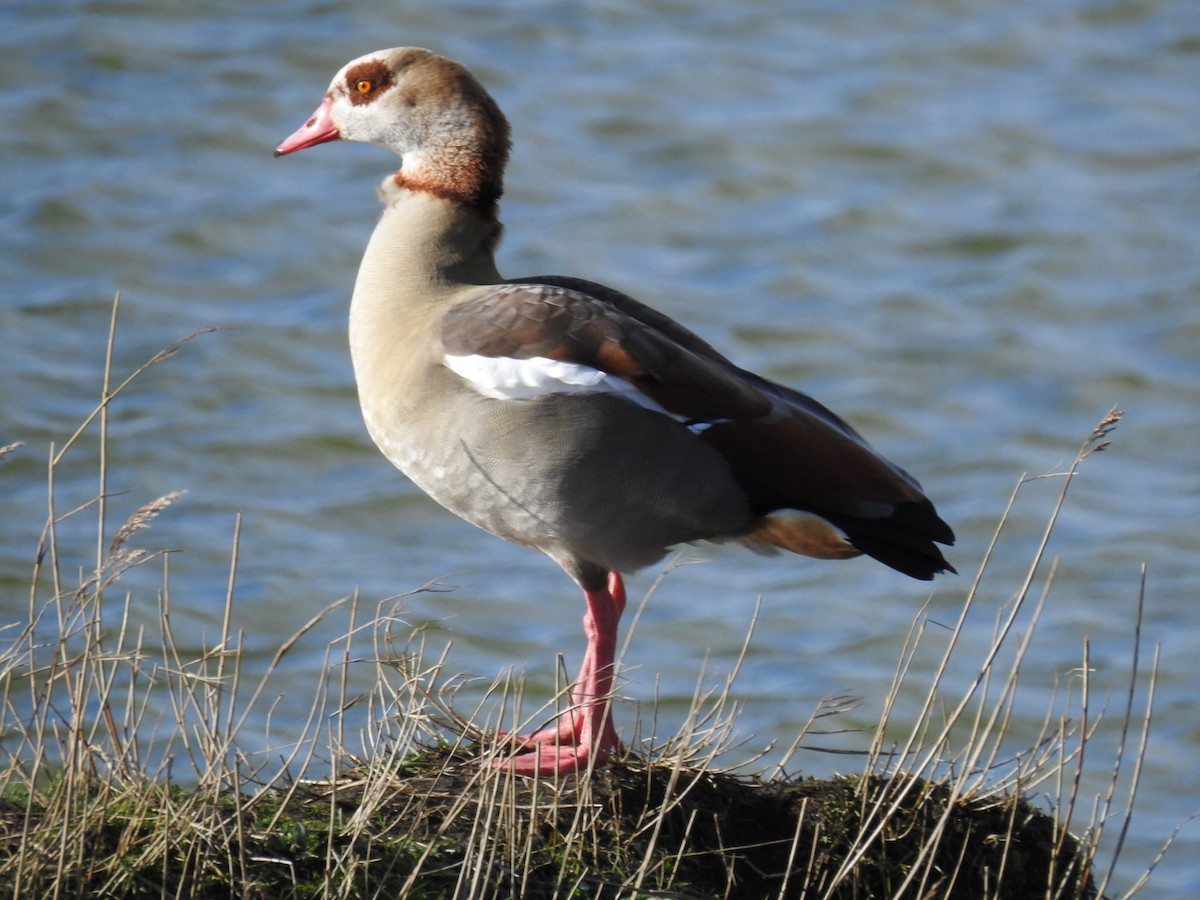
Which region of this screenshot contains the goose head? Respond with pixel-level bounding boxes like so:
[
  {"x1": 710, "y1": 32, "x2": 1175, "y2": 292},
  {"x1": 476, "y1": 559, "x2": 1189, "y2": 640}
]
[{"x1": 275, "y1": 47, "x2": 511, "y2": 207}]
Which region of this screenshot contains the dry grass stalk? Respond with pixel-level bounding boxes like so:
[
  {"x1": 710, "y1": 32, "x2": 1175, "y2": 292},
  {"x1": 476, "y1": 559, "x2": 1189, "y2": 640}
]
[{"x1": 0, "y1": 301, "x2": 1170, "y2": 897}]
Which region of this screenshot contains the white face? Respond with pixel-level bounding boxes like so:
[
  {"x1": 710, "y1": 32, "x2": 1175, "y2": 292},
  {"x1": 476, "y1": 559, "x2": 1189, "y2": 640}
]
[
  {"x1": 276, "y1": 47, "x2": 509, "y2": 205},
  {"x1": 276, "y1": 48, "x2": 437, "y2": 159},
  {"x1": 324, "y1": 50, "x2": 417, "y2": 153}
]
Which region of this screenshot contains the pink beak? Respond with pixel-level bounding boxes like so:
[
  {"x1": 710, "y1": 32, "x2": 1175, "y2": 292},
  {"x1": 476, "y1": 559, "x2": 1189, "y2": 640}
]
[{"x1": 275, "y1": 96, "x2": 340, "y2": 156}]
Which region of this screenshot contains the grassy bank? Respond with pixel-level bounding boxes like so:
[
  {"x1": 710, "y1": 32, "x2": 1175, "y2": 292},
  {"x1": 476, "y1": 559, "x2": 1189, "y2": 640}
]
[{"x1": 0, "y1": 305, "x2": 1159, "y2": 897}]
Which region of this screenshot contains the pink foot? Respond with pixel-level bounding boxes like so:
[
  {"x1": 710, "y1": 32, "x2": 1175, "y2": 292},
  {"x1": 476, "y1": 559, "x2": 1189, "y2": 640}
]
[{"x1": 493, "y1": 572, "x2": 626, "y2": 775}]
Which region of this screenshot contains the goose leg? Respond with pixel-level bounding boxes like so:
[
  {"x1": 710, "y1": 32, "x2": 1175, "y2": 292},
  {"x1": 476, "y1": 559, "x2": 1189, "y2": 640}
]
[{"x1": 496, "y1": 572, "x2": 626, "y2": 774}]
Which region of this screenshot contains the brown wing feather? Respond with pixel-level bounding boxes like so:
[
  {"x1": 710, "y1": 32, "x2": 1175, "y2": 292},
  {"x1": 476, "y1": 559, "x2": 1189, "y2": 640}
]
[
  {"x1": 507, "y1": 275, "x2": 736, "y2": 364},
  {"x1": 440, "y1": 279, "x2": 955, "y2": 579},
  {"x1": 441, "y1": 282, "x2": 774, "y2": 420}
]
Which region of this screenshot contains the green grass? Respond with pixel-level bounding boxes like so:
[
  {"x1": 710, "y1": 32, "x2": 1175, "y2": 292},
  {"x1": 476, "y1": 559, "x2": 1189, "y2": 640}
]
[{"x1": 0, "y1": 298, "x2": 1165, "y2": 897}]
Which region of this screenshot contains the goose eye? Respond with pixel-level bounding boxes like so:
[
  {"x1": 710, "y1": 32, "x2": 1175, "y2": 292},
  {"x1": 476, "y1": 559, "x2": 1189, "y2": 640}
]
[{"x1": 356, "y1": 79, "x2": 373, "y2": 94}]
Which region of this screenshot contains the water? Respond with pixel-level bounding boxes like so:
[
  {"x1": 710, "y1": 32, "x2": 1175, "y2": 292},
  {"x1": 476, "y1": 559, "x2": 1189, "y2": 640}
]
[{"x1": 3, "y1": 0, "x2": 1198, "y2": 892}]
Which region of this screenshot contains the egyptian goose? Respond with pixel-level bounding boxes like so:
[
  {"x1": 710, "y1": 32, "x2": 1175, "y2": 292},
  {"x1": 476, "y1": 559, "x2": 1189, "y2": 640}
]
[{"x1": 275, "y1": 48, "x2": 954, "y2": 776}]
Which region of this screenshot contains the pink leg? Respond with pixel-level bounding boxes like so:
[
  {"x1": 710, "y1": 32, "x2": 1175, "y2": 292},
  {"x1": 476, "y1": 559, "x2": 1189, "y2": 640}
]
[
  {"x1": 495, "y1": 572, "x2": 626, "y2": 775},
  {"x1": 512, "y1": 572, "x2": 626, "y2": 745}
]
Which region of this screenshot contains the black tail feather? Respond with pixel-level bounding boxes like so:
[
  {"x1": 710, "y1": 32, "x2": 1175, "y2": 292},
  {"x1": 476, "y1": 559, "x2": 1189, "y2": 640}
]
[{"x1": 826, "y1": 500, "x2": 956, "y2": 581}]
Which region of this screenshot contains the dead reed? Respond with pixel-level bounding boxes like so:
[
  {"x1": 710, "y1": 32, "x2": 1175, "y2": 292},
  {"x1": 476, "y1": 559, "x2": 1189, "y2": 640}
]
[{"x1": 0, "y1": 298, "x2": 1166, "y2": 897}]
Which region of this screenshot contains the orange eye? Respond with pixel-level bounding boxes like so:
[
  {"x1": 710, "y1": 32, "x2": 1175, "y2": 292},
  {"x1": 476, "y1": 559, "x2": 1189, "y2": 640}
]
[{"x1": 356, "y1": 79, "x2": 373, "y2": 94}]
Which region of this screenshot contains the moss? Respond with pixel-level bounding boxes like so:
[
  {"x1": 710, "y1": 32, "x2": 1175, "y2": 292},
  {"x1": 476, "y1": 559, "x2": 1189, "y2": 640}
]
[{"x1": 0, "y1": 746, "x2": 1097, "y2": 898}]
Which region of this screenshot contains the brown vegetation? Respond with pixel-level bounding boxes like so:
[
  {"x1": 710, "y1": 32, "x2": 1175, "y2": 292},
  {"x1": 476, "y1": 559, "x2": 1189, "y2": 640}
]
[{"x1": 0, "y1": 301, "x2": 1155, "y2": 897}]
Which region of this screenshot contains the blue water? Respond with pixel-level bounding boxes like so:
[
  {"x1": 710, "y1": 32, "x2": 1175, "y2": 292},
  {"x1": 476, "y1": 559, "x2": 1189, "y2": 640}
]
[{"x1": 3, "y1": 1, "x2": 1198, "y2": 892}]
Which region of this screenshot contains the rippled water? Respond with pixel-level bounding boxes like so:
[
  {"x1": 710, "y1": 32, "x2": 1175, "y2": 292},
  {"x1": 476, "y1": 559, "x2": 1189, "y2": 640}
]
[{"x1": 3, "y1": 0, "x2": 1198, "y2": 891}]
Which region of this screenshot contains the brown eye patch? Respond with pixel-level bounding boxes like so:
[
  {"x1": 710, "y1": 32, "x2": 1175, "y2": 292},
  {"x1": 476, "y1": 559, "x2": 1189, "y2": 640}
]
[{"x1": 344, "y1": 59, "x2": 395, "y2": 106}]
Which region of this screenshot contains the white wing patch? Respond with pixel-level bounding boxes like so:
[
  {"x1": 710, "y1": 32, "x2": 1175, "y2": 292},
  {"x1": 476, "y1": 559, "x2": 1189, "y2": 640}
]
[
  {"x1": 443, "y1": 353, "x2": 720, "y2": 432},
  {"x1": 443, "y1": 354, "x2": 612, "y2": 400}
]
